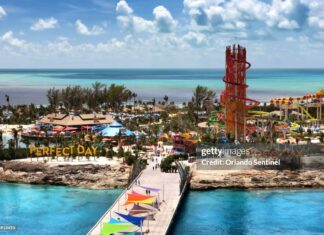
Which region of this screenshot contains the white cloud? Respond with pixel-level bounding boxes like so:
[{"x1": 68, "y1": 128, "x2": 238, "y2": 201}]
[
  {"x1": 117, "y1": 15, "x2": 154, "y2": 33},
  {"x1": 153, "y1": 6, "x2": 176, "y2": 33},
  {"x1": 116, "y1": 0, "x2": 133, "y2": 15},
  {"x1": 0, "y1": 6, "x2": 6, "y2": 18},
  {"x1": 183, "y1": 32, "x2": 206, "y2": 47},
  {"x1": 184, "y1": 0, "x2": 309, "y2": 31},
  {"x1": 308, "y1": 16, "x2": 324, "y2": 28},
  {"x1": 116, "y1": 0, "x2": 175, "y2": 33},
  {"x1": 278, "y1": 19, "x2": 299, "y2": 29},
  {"x1": 266, "y1": 0, "x2": 308, "y2": 29},
  {"x1": 30, "y1": 17, "x2": 58, "y2": 31},
  {"x1": 305, "y1": 0, "x2": 324, "y2": 29},
  {"x1": 286, "y1": 36, "x2": 295, "y2": 42},
  {"x1": 75, "y1": 20, "x2": 105, "y2": 36},
  {"x1": 0, "y1": 31, "x2": 25, "y2": 47}
]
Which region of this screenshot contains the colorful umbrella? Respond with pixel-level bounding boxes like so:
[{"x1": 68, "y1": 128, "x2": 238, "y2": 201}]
[
  {"x1": 52, "y1": 125, "x2": 65, "y2": 131},
  {"x1": 64, "y1": 126, "x2": 78, "y2": 131},
  {"x1": 115, "y1": 212, "x2": 145, "y2": 227},
  {"x1": 100, "y1": 223, "x2": 134, "y2": 235}
]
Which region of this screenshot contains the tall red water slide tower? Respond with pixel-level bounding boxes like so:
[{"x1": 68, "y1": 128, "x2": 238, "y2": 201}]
[{"x1": 219, "y1": 45, "x2": 259, "y2": 141}]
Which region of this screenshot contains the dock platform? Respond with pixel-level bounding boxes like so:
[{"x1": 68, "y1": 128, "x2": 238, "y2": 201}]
[{"x1": 88, "y1": 159, "x2": 186, "y2": 235}]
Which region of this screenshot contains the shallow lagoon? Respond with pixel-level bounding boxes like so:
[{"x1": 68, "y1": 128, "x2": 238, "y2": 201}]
[
  {"x1": 1, "y1": 183, "x2": 324, "y2": 235},
  {"x1": 170, "y1": 189, "x2": 324, "y2": 235},
  {"x1": 0, "y1": 183, "x2": 121, "y2": 235}
]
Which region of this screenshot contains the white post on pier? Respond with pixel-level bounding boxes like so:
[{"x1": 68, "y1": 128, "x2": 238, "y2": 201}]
[
  {"x1": 163, "y1": 184, "x2": 165, "y2": 202},
  {"x1": 148, "y1": 216, "x2": 150, "y2": 232}
]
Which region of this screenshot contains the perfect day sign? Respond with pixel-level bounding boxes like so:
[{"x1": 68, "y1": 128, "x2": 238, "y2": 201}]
[{"x1": 29, "y1": 145, "x2": 98, "y2": 157}]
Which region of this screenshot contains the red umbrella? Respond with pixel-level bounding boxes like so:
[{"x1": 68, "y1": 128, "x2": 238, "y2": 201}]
[
  {"x1": 64, "y1": 126, "x2": 78, "y2": 131},
  {"x1": 81, "y1": 125, "x2": 91, "y2": 130},
  {"x1": 53, "y1": 126, "x2": 65, "y2": 131}
]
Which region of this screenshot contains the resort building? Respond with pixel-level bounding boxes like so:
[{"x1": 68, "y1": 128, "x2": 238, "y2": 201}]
[
  {"x1": 38, "y1": 113, "x2": 114, "y2": 127},
  {"x1": 173, "y1": 133, "x2": 197, "y2": 153}
]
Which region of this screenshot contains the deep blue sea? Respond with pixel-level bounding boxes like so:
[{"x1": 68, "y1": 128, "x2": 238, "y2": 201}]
[
  {"x1": 1, "y1": 184, "x2": 323, "y2": 235},
  {"x1": 0, "y1": 69, "x2": 323, "y2": 104},
  {"x1": 171, "y1": 189, "x2": 324, "y2": 235},
  {"x1": 0, "y1": 183, "x2": 121, "y2": 235}
]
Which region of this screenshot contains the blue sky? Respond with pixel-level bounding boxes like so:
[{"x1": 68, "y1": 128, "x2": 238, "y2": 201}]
[{"x1": 0, "y1": 0, "x2": 324, "y2": 68}]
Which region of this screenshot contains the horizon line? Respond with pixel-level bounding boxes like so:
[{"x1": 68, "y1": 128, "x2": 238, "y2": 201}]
[{"x1": 1, "y1": 67, "x2": 324, "y2": 70}]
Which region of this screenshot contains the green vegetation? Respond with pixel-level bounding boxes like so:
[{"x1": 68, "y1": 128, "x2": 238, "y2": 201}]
[
  {"x1": 0, "y1": 148, "x2": 27, "y2": 160},
  {"x1": 47, "y1": 82, "x2": 134, "y2": 113},
  {"x1": 160, "y1": 154, "x2": 189, "y2": 172}
]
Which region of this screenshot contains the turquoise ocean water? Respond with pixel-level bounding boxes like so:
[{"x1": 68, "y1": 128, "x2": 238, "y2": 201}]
[
  {"x1": 1, "y1": 183, "x2": 323, "y2": 235},
  {"x1": 171, "y1": 189, "x2": 324, "y2": 235},
  {"x1": 0, "y1": 183, "x2": 121, "y2": 235},
  {"x1": 0, "y1": 69, "x2": 323, "y2": 104}
]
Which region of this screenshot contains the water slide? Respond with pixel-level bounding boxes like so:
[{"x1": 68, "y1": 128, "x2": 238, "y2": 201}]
[
  {"x1": 216, "y1": 58, "x2": 260, "y2": 135},
  {"x1": 295, "y1": 103, "x2": 317, "y2": 122},
  {"x1": 248, "y1": 110, "x2": 270, "y2": 118},
  {"x1": 207, "y1": 110, "x2": 225, "y2": 127},
  {"x1": 290, "y1": 122, "x2": 300, "y2": 133}
]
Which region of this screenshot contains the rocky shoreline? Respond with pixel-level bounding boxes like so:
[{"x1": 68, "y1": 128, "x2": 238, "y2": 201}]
[
  {"x1": 1, "y1": 156, "x2": 324, "y2": 191},
  {"x1": 0, "y1": 161, "x2": 130, "y2": 189},
  {"x1": 190, "y1": 169, "x2": 324, "y2": 190}
]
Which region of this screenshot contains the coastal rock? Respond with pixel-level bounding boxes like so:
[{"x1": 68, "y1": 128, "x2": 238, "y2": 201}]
[
  {"x1": 0, "y1": 161, "x2": 131, "y2": 189},
  {"x1": 190, "y1": 169, "x2": 324, "y2": 190}
]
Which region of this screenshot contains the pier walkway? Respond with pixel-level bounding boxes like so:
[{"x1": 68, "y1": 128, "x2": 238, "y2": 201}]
[{"x1": 88, "y1": 158, "x2": 186, "y2": 235}]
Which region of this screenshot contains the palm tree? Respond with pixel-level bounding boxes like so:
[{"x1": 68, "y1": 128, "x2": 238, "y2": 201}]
[
  {"x1": 192, "y1": 85, "x2": 214, "y2": 108},
  {"x1": 84, "y1": 88, "x2": 96, "y2": 112},
  {"x1": 12, "y1": 128, "x2": 19, "y2": 149},
  {"x1": 132, "y1": 92, "x2": 137, "y2": 112},
  {"x1": 0, "y1": 130, "x2": 3, "y2": 149},
  {"x1": 106, "y1": 84, "x2": 133, "y2": 113},
  {"x1": 163, "y1": 95, "x2": 169, "y2": 104},
  {"x1": 92, "y1": 82, "x2": 105, "y2": 110},
  {"x1": 46, "y1": 88, "x2": 60, "y2": 111},
  {"x1": 192, "y1": 85, "x2": 216, "y2": 123}
]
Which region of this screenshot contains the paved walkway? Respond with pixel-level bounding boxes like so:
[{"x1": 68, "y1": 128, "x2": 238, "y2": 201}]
[{"x1": 88, "y1": 158, "x2": 181, "y2": 235}]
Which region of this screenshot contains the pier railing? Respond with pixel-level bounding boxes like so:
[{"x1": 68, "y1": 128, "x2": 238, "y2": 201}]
[
  {"x1": 87, "y1": 169, "x2": 143, "y2": 235},
  {"x1": 127, "y1": 158, "x2": 146, "y2": 187},
  {"x1": 176, "y1": 161, "x2": 190, "y2": 194}
]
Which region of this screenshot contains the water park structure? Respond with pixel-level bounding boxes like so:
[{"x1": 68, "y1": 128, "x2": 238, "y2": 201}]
[
  {"x1": 219, "y1": 44, "x2": 259, "y2": 142},
  {"x1": 270, "y1": 90, "x2": 323, "y2": 124},
  {"x1": 207, "y1": 45, "x2": 324, "y2": 144}
]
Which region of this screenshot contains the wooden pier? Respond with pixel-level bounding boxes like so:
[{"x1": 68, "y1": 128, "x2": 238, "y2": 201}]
[{"x1": 88, "y1": 159, "x2": 189, "y2": 235}]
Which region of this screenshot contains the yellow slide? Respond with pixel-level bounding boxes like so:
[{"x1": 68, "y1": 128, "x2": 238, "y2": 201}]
[
  {"x1": 290, "y1": 122, "x2": 300, "y2": 132},
  {"x1": 249, "y1": 110, "x2": 270, "y2": 118},
  {"x1": 296, "y1": 103, "x2": 317, "y2": 122}
]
